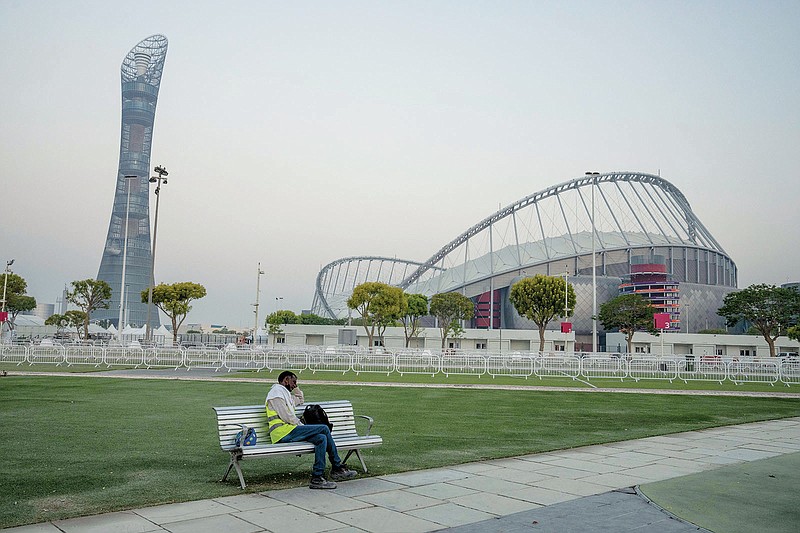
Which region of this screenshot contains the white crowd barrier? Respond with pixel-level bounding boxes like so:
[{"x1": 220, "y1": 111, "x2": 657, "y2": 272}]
[{"x1": 1, "y1": 342, "x2": 797, "y2": 386}]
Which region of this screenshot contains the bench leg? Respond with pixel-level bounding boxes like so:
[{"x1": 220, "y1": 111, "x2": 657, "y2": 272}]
[
  {"x1": 343, "y1": 449, "x2": 369, "y2": 473},
  {"x1": 223, "y1": 453, "x2": 247, "y2": 489}
]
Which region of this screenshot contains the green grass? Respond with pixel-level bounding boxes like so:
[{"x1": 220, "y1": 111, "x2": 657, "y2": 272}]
[
  {"x1": 1, "y1": 375, "x2": 800, "y2": 528},
  {"x1": 640, "y1": 452, "x2": 800, "y2": 533}
]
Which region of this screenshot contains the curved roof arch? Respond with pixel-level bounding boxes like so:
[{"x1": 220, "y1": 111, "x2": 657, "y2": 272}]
[{"x1": 312, "y1": 172, "x2": 734, "y2": 319}]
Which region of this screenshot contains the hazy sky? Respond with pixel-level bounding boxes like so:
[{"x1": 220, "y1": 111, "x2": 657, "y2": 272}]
[{"x1": 1, "y1": 0, "x2": 798, "y2": 328}]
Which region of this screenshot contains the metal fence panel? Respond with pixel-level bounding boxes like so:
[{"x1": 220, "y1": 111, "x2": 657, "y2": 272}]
[
  {"x1": 105, "y1": 346, "x2": 144, "y2": 367},
  {"x1": 222, "y1": 347, "x2": 265, "y2": 371},
  {"x1": 264, "y1": 349, "x2": 308, "y2": 373},
  {"x1": 487, "y1": 354, "x2": 534, "y2": 378},
  {"x1": 65, "y1": 345, "x2": 104, "y2": 366},
  {"x1": 728, "y1": 359, "x2": 779, "y2": 385},
  {"x1": 144, "y1": 347, "x2": 185, "y2": 369},
  {"x1": 28, "y1": 344, "x2": 66, "y2": 365},
  {"x1": 1, "y1": 344, "x2": 28, "y2": 364},
  {"x1": 396, "y1": 351, "x2": 440, "y2": 376},
  {"x1": 580, "y1": 356, "x2": 627, "y2": 380},
  {"x1": 534, "y1": 355, "x2": 581, "y2": 379},
  {"x1": 678, "y1": 356, "x2": 727, "y2": 383},
  {"x1": 308, "y1": 349, "x2": 353, "y2": 374},
  {"x1": 780, "y1": 359, "x2": 800, "y2": 385},
  {"x1": 352, "y1": 353, "x2": 395, "y2": 375},
  {"x1": 184, "y1": 347, "x2": 223, "y2": 370},
  {"x1": 627, "y1": 357, "x2": 678, "y2": 382},
  {"x1": 441, "y1": 353, "x2": 487, "y2": 377}
]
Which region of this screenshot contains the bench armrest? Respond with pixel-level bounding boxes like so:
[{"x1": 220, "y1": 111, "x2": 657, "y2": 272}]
[{"x1": 355, "y1": 415, "x2": 375, "y2": 436}]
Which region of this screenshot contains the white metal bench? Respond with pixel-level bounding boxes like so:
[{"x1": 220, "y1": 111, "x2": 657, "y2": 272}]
[{"x1": 212, "y1": 400, "x2": 383, "y2": 488}]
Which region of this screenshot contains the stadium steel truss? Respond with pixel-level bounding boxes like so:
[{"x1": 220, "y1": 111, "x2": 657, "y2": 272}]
[
  {"x1": 95, "y1": 35, "x2": 168, "y2": 328},
  {"x1": 312, "y1": 172, "x2": 737, "y2": 336}
]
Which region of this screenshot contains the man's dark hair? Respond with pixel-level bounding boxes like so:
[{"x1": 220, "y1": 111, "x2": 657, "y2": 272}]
[{"x1": 277, "y1": 370, "x2": 297, "y2": 383}]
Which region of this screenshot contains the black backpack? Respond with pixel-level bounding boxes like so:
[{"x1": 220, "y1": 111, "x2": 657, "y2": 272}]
[{"x1": 302, "y1": 404, "x2": 333, "y2": 431}]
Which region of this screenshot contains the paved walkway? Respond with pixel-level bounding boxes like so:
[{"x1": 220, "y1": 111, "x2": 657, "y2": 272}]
[{"x1": 6, "y1": 417, "x2": 800, "y2": 533}]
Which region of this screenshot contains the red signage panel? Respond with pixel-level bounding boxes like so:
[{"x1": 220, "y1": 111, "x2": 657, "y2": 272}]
[
  {"x1": 654, "y1": 313, "x2": 671, "y2": 330},
  {"x1": 560, "y1": 322, "x2": 572, "y2": 333}
]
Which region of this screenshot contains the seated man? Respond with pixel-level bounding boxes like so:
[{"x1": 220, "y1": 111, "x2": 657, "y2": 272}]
[{"x1": 266, "y1": 370, "x2": 357, "y2": 489}]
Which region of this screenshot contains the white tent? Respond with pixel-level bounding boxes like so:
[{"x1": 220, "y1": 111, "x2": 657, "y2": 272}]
[
  {"x1": 106, "y1": 324, "x2": 117, "y2": 334},
  {"x1": 154, "y1": 325, "x2": 172, "y2": 345}
]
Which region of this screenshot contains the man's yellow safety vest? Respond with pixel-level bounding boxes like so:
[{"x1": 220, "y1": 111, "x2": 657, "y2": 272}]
[{"x1": 266, "y1": 404, "x2": 296, "y2": 443}]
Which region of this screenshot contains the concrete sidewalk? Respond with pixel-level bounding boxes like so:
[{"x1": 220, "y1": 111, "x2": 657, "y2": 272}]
[{"x1": 6, "y1": 417, "x2": 800, "y2": 533}]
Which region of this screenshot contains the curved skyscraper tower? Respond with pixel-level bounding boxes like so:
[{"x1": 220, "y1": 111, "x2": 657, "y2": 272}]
[{"x1": 95, "y1": 35, "x2": 168, "y2": 328}]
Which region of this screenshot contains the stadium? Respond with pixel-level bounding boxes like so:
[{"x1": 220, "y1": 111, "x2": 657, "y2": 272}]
[{"x1": 311, "y1": 172, "x2": 737, "y2": 349}]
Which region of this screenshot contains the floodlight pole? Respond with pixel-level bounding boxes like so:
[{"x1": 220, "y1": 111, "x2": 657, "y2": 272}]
[
  {"x1": 118, "y1": 175, "x2": 137, "y2": 341},
  {"x1": 1, "y1": 259, "x2": 14, "y2": 339},
  {"x1": 586, "y1": 171, "x2": 600, "y2": 354},
  {"x1": 253, "y1": 263, "x2": 264, "y2": 343},
  {"x1": 145, "y1": 165, "x2": 168, "y2": 342}
]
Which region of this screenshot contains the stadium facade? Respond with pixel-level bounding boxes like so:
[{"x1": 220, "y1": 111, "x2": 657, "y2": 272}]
[
  {"x1": 95, "y1": 35, "x2": 168, "y2": 328},
  {"x1": 312, "y1": 172, "x2": 737, "y2": 347}
]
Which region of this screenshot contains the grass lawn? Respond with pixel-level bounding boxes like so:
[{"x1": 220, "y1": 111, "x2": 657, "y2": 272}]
[{"x1": 1, "y1": 374, "x2": 799, "y2": 528}]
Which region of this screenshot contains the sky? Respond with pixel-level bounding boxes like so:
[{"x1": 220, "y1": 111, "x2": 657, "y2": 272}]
[{"x1": 1, "y1": 0, "x2": 799, "y2": 329}]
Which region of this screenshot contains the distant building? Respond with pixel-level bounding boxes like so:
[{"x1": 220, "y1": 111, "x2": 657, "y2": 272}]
[{"x1": 94, "y1": 35, "x2": 168, "y2": 329}]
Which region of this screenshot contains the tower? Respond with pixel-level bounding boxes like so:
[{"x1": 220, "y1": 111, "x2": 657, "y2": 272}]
[{"x1": 95, "y1": 35, "x2": 168, "y2": 328}]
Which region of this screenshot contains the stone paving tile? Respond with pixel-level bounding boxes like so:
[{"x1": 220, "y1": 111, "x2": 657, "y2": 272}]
[
  {"x1": 449, "y1": 474, "x2": 529, "y2": 495},
  {"x1": 531, "y1": 476, "x2": 612, "y2": 497},
  {"x1": 405, "y1": 482, "x2": 478, "y2": 500},
  {"x1": 212, "y1": 494, "x2": 283, "y2": 512},
  {"x1": 1, "y1": 524, "x2": 65, "y2": 533},
  {"x1": 406, "y1": 502, "x2": 495, "y2": 528},
  {"x1": 53, "y1": 511, "x2": 163, "y2": 533},
  {"x1": 355, "y1": 489, "x2": 442, "y2": 512},
  {"x1": 381, "y1": 468, "x2": 470, "y2": 487},
  {"x1": 658, "y1": 456, "x2": 709, "y2": 471},
  {"x1": 449, "y1": 492, "x2": 541, "y2": 516},
  {"x1": 534, "y1": 465, "x2": 599, "y2": 480},
  {"x1": 266, "y1": 487, "x2": 372, "y2": 514},
  {"x1": 621, "y1": 463, "x2": 696, "y2": 483},
  {"x1": 482, "y1": 457, "x2": 553, "y2": 471},
  {"x1": 318, "y1": 477, "x2": 404, "y2": 498},
  {"x1": 478, "y1": 466, "x2": 554, "y2": 485},
  {"x1": 234, "y1": 504, "x2": 343, "y2": 533},
  {"x1": 133, "y1": 499, "x2": 234, "y2": 524},
  {"x1": 579, "y1": 471, "x2": 648, "y2": 489},
  {"x1": 717, "y1": 447, "x2": 778, "y2": 461},
  {"x1": 534, "y1": 457, "x2": 620, "y2": 474},
  {"x1": 326, "y1": 506, "x2": 440, "y2": 533},
  {"x1": 599, "y1": 450, "x2": 665, "y2": 468},
  {"x1": 161, "y1": 514, "x2": 261, "y2": 533},
  {"x1": 447, "y1": 461, "x2": 498, "y2": 474},
  {"x1": 505, "y1": 485, "x2": 581, "y2": 506}
]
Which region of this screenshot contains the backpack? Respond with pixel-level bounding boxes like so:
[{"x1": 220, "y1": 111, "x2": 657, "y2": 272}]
[
  {"x1": 302, "y1": 404, "x2": 333, "y2": 431},
  {"x1": 234, "y1": 427, "x2": 257, "y2": 447}
]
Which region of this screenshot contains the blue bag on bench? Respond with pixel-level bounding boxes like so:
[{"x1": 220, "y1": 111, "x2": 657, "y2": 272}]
[{"x1": 234, "y1": 428, "x2": 257, "y2": 447}]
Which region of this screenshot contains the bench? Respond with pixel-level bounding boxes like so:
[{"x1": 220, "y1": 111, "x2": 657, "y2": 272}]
[{"x1": 212, "y1": 400, "x2": 383, "y2": 488}]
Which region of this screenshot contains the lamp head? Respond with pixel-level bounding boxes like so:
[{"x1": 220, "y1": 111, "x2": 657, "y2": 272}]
[
  {"x1": 7, "y1": 259, "x2": 14, "y2": 267},
  {"x1": 162, "y1": 178, "x2": 167, "y2": 185},
  {"x1": 149, "y1": 177, "x2": 157, "y2": 183}
]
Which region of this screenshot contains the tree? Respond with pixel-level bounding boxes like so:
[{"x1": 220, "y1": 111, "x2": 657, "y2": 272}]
[
  {"x1": 1, "y1": 272, "x2": 36, "y2": 332},
  {"x1": 347, "y1": 282, "x2": 406, "y2": 348},
  {"x1": 65, "y1": 310, "x2": 88, "y2": 338},
  {"x1": 599, "y1": 294, "x2": 658, "y2": 354},
  {"x1": 787, "y1": 325, "x2": 800, "y2": 343},
  {"x1": 401, "y1": 293, "x2": 429, "y2": 347},
  {"x1": 297, "y1": 313, "x2": 346, "y2": 326},
  {"x1": 429, "y1": 292, "x2": 474, "y2": 349},
  {"x1": 509, "y1": 274, "x2": 576, "y2": 353},
  {"x1": 266, "y1": 309, "x2": 299, "y2": 337},
  {"x1": 67, "y1": 279, "x2": 112, "y2": 340},
  {"x1": 718, "y1": 284, "x2": 800, "y2": 357},
  {"x1": 142, "y1": 282, "x2": 207, "y2": 344}
]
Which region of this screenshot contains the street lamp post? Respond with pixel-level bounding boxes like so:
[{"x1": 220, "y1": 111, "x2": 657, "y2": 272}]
[
  {"x1": 1, "y1": 259, "x2": 14, "y2": 339},
  {"x1": 117, "y1": 175, "x2": 137, "y2": 342},
  {"x1": 586, "y1": 171, "x2": 600, "y2": 354},
  {"x1": 253, "y1": 263, "x2": 264, "y2": 344},
  {"x1": 145, "y1": 165, "x2": 168, "y2": 342}
]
